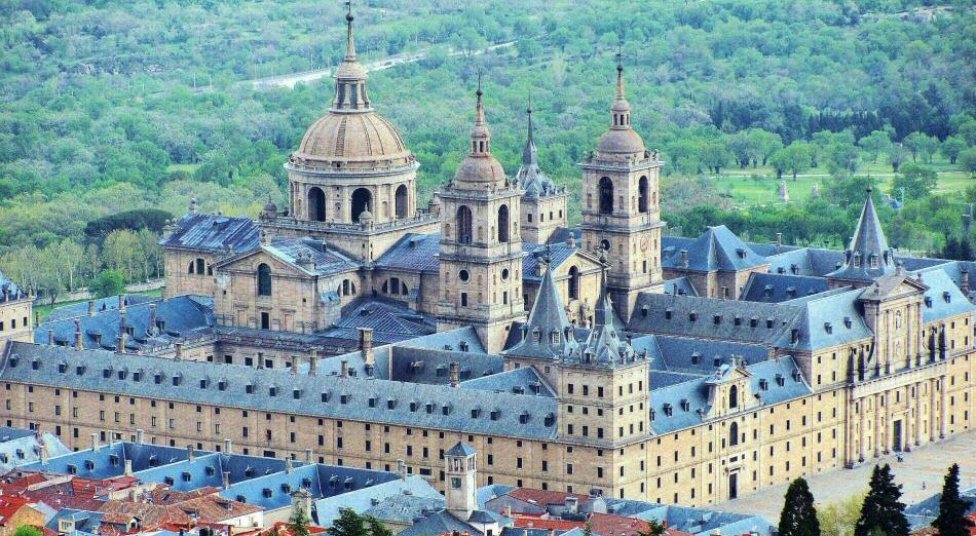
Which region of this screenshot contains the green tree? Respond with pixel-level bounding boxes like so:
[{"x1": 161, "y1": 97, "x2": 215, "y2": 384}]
[
  {"x1": 890, "y1": 143, "x2": 907, "y2": 173},
  {"x1": 959, "y1": 148, "x2": 976, "y2": 178},
  {"x1": 289, "y1": 503, "x2": 312, "y2": 536},
  {"x1": 328, "y1": 509, "x2": 366, "y2": 536},
  {"x1": 891, "y1": 163, "x2": 938, "y2": 200},
  {"x1": 779, "y1": 478, "x2": 821, "y2": 536},
  {"x1": 934, "y1": 464, "x2": 976, "y2": 536},
  {"x1": 818, "y1": 490, "x2": 867, "y2": 536},
  {"x1": 854, "y1": 464, "x2": 909, "y2": 536},
  {"x1": 700, "y1": 141, "x2": 731, "y2": 175},
  {"x1": 89, "y1": 270, "x2": 126, "y2": 299},
  {"x1": 14, "y1": 527, "x2": 43, "y2": 536},
  {"x1": 859, "y1": 130, "x2": 892, "y2": 163},
  {"x1": 940, "y1": 136, "x2": 966, "y2": 165},
  {"x1": 365, "y1": 517, "x2": 392, "y2": 536},
  {"x1": 770, "y1": 142, "x2": 813, "y2": 181},
  {"x1": 637, "y1": 519, "x2": 668, "y2": 536},
  {"x1": 826, "y1": 141, "x2": 861, "y2": 178}
]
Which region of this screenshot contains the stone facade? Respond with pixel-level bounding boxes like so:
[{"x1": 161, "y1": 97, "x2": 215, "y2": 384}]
[{"x1": 0, "y1": 293, "x2": 32, "y2": 345}]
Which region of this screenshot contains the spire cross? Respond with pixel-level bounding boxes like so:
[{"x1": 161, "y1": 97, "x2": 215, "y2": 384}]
[
  {"x1": 544, "y1": 244, "x2": 552, "y2": 266},
  {"x1": 344, "y1": 1, "x2": 356, "y2": 61}
]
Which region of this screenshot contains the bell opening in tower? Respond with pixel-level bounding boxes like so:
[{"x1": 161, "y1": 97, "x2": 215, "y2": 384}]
[
  {"x1": 351, "y1": 188, "x2": 372, "y2": 222},
  {"x1": 308, "y1": 187, "x2": 326, "y2": 222}
]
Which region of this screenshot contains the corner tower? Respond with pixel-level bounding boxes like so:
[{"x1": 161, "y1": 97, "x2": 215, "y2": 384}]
[
  {"x1": 516, "y1": 103, "x2": 569, "y2": 245},
  {"x1": 579, "y1": 56, "x2": 664, "y2": 321},
  {"x1": 278, "y1": 5, "x2": 438, "y2": 261},
  {"x1": 437, "y1": 83, "x2": 526, "y2": 353}
]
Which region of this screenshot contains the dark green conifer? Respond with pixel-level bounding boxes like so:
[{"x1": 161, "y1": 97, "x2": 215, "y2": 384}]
[
  {"x1": 854, "y1": 464, "x2": 910, "y2": 536},
  {"x1": 933, "y1": 463, "x2": 975, "y2": 536},
  {"x1": 778, "y1": 477, "x2": 821, "y2": 536}
]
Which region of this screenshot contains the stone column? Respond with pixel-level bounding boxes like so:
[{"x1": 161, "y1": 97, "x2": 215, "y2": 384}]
[
  {"x1": 929, "y1": 378, "x2": 938, "y2": 442},
  {"x1": 914, "y1": 382, "x2": 923, "y2": 447},
  {"x1": 884, "y1": 391, "x2": 892, "y2": 454},
  {"x1": 858, "y1": 397, "x2": 867, "y2": 462},
  {"x1": 847, "y1": 393, "x2": 859, "y2": 466},
  {"x1": 873, "y1": 393, "x2": 881, "y2": 458}
]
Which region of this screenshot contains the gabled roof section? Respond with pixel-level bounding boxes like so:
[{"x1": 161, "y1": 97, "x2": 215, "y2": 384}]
[
  {"x1": 160, "y1": 213, "x2": 259, "y2": 255},
  {"x1": 828, "y1": 189, "x2": 896, "y2": 282},
  {"x1": 375, "y1": 233, "x2": 441, "y2": 272},
  {"x1": 740, "y1": 273, "x2": 829, "y2": 303},
  {"x1": 662, "y1": 225, "x2": 766, "y2": 273},
  {"x1": 445, "y1": 442, "x2": 476, "y2": 457},
  {"x1": 218, "y1": 236, "x2": 358, "y2": 277}
]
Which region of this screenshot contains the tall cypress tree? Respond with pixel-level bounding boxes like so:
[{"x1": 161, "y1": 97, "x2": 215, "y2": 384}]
[
  {"x1": 778, "y1": 477, "x2": 821, "y2": 536},
  {"x1": 934, "y1": 463, "x2": 975, "y2": 536},
  {"x1": 855, "y1": 464, "x2": 910, "y2": 536}
]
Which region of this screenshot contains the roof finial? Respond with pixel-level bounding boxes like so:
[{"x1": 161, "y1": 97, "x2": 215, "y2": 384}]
[
  {"x1": 615, "y1": 48, "x2": 625, "y2": 101},
  {"x1": 344, "y1": 1, "x2": 356, "y2": 61},
  {"x1": 474, "y1": 72, "x2": 485, "y2": 126},
  {"x1": 544, "y1": 243, "x2": 552, "y2": 266}
]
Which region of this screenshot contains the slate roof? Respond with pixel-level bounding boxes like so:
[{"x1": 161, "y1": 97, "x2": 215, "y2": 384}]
[
  {"x1": 507, "y1": 261, "x2": 575, "y2": 360},
  {"x1": 397, "y1": 509, "x2": 479, "y2": 536},
  {"x1": 459, "y1": 367, "x2": 555, "y2": 398},
  {"x1": 260, "y1": 237, "x2": 359, "y2": 277},
  {"x1": 652, "y1": 335, "x2": 770, "y2": 374},
  {"x1": 37, "y1": 296, "x2": 215, "y2": 352},
  {"x1": 827, "y1": 190, "x2": 897, "y2": 282},
  {"x1": 0, "y1": 428, "x2": 72, "y2": 473},
  {"x1": 0, "y1": 272, "x2": 27, "y2": 302},
  {"x1": 765, "y1": 247, "x2": 846, "y2": 277},
  {"x1": 161, "y1": 213, "x2": 259, "y2": 254},
  {"x1": 446, "y1": 442, "x2": 477, "y2": 457},
  {"x1": 43, "y1": 295, "x2": 156, "y2": 323},
  {"x1": 2, "y1": 342, "x2": 559, "y2": 440},
  {"x1": 649, "y1": 356, "x2": 811, "y2": 434},
  {"x1": 313, "y1": 475, "x2": 442, "y2": 527},
  {"x1": 917, "y1": 269, "x2": 976, "y2": 322},
  {"x1": 661, "y1": 226, "x2": 767, "y2": 273},
  {"x1": 662, "y1": 277, "x2": 697, "y2": 297},
  {"x1": 605, "y1": 499, "x2": 774, "y2": 536},
  {"x1": 318, "y1": 297, "x2": 436, "y2": 345},
  {"x1": 740, "y1": 273, "x2": 829, "y2": 303},
  {"x1": 374, "y1": 233, "x2": 440, "y2": 272},
  {"x1": 904, "y1": 486, "x2": 976, "y2": 530},
  {"x1": 523, "y1": 242, "x2": 581, "y2": 282},
  {"x1": 45, "y1": 509, "x2": 105, "y2": 535}
]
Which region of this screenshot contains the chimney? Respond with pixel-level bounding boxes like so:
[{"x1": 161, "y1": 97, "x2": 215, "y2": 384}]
[
  {"x1": 305, "y1": 448, "x2": 313, "y2": 464},
  {"x1": 187, "y1": 444, "x2": 195, "y2": 463},
  {"x1": 309, "y1": 355, "x2": 318, "y2": 377},
  {"x1": 90, "y1": 433, "x2": 99, "y2": 452},
  {"x1": 75, "y1": 319, "x2": 84, "y2": 351},
  {"x1": 117, "y1": 332, "x2": 127, "y2": 354},
  {"x1": 505, "y1": 505, "x2": 513, "y2": 518},
  {"x1": 119, "y1": 294, "x2": 127, "y2": 311},
  {"x1": 962, "y1": 269, "x2": 970, "y2": 293},
  {"x1": 222, "y1": 471, "x2": 231, "y2": 490},
  {"x1": 34, "y1": 311, "x2": 39, "y2": 327},
  {"x1": 291, "y1": 489, "x2": 313, "y2": 522},
  {"x1": 174, "y1": 343, "x2": 183, "y2": 361},
  {"x1": 47, "y1": 329, "x2": 54, "y2": 345},
  {"x1": 358, "y1": 328, "x2": 375, "y2": 373},
  {"x1": 224, "y1": 438, "x2": 233, "y2": 454},
  {"x1": 88, "y1": 299, "x2": 95, "y2": 316},
  {"x1": 291, "y1": 358, "x2": 298, "y2": 375},
  {"x1": 397, "y1": 459, "x2": 407, "y2": 480},
  {"x1": 285, "y1": 457, "x2": 294, "y2": 474},
  {"x1": 776, "y1": 232, "x2": 783, "y2": 248},
  {"x1": 147, "y1": 304, "x2": 157, "y2": 335},
  {"x1": 340, "y1": 360, "x2": 349, "y2": 378},
  {"x1": 39, "y1": 444, "x2": 48, "y2": 466},
  {"x1": 124, "y1": 459, "x2": 133, "y2": 476},
  {"x1": 680, "y1": 249, "x2": 689, "y2": 268},
  {"x1": 565, "y1": 496, "x2": 579, "y2": 514},
  {"x1": 449, "y1": 362, "x2": 460, "y2": 388},
  {"x1": 135, "y1": 429, "x2": 145, "y2": 444}
]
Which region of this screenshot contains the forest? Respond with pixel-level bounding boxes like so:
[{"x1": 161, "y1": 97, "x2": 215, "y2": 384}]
[{"x1": 1, "y1": 0, "x2": 975, "y2": 301}]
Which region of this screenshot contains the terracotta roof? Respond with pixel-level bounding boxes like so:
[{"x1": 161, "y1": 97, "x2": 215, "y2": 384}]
[
  {"x1": 0, "y1": 495, "x2": 36, "y2": 524},
  {"x1": 0, "y1": 473, "x2": 50, "y2": 494},
  {"x1": 588, "y1": 512, "x2": 662, "y2": 536},
  {"x1": 512, "y1": 517, "x2": 582, "y2": 531},
  {"x1": 256, "y1": 521, "x2": 327, "y2": 536}
]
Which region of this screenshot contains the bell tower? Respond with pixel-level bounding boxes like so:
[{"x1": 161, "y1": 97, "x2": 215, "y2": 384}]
[
  {"x1": 437, "y1": 82, "x2": 526, "y2": 353},
  {"x1": 445, "y1": 442, "x2": 477, "y2": 521},
  {"x1": 580, "y1": 55, "x2": 664, "y2": 321}
]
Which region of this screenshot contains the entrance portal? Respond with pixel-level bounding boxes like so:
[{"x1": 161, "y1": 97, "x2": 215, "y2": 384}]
[
  {"x1": 729, "y1": 472, "x2": 738, "y2": 500},
  {"x1": 892, "y1": 419, "x2": 903, "y2": 452}
]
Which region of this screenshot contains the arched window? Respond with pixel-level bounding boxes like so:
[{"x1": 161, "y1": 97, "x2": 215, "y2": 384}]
[
  {"x1": 599, "y1": 177, "x2": 614, "y2": 214},
  {"x1": 395, "y1": 185, "x2": 408, "y2": 219},
  {"x1": 638, "y1": 176, "x2": 649, "y2": 213},
  {"x1": 257, "y1": 264, "x2": 272, "y2": 296},
  {"x1": 390, "y1": 277, "x2": 400, "y2": 295},
  {"x1": 351, "y1": 188, "x2": 372, "y2": 223},
  {"x1": 601, "y1": 239, "x2": 611, "y2": 252},
  {"x1": 456, "y1": 206, "x2": 472, "y2": 244},
  {"x1": 729, "y1": 421, "x2": 739, "y2": 446},
  {"x1": 342, "y1": 279, "x2": 350, "y2": 296},
  {"x1": 498, "y1": 205, "x2": 510, "y2": 243},
  {"x1": 729, "y1": 385, "x2": 738, "y2": 409},
  {"x1": 307, "y1": 187, "x2": 326, "y2": 222},
  {"x1": 196, "y1": 258, "x2": 205, "y2": 275},
  {"x1": 188, "y1": 261, "x2": 195, "y2": 274},
  {"x1": 568, "y1": 266, "x2": 580, "y2": 300}
]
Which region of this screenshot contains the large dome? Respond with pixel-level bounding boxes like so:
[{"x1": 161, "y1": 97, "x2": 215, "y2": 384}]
[
  {"x1": 293, "y1": 111, "x2": 414, "y2": 169},
  {"x1": 455, "y1": 155, "x2": 506, "y2": 185},
  {"x1": 596, "y1": 128, "x2": 646, "y2": 156}
]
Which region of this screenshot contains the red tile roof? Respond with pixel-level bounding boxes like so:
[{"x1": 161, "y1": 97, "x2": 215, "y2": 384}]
[
  {"x1": 512, "y1": 517, "x2": 583, "y2": 531},
  {"x1": 0, "y1": 496, "x2": 36, "y2": 524},
  {"x1": 255, "y1": 521, "x2": 327, "y2": 536}
]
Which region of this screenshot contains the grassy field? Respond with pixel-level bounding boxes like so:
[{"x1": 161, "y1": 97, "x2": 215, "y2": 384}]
[
  {"x1": 713, "y1": 158, "x2": 972, "y2": 207},
  {"x1": 34, "y1": 289, "x2": 163, "y2": 323}
]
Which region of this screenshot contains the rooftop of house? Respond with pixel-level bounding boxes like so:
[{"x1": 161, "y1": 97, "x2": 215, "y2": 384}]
[
  {"x1": 0, "y1": 427, "x2": 72, "y2": 474},
  {"x1": 0, "y1": 272, "x2": 28, "y2": 303},
  {"x1": 662, "y1": 225, "x2": 768, "y2": 273}
]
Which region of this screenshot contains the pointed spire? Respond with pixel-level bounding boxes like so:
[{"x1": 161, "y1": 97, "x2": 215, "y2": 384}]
[
  {"x1": 615, "y1": 50, "x2": 626, "y2": 102},
  {"x1": 828, "y1": 186, "x2": 896, "y2": 282},
  {"x1": 593, "y1": 253, "x2": 614, "y2": 329},
  {"x1": 516, "y1": 95, "x2": 554, "y2": 195},
  {"x1": 468, "y1": 74, "x2": 491, "y2": 156},
  {"x1": 513, "y1": 254, "x2": 573, "y2": 358},
  {"x1": 522, "y1": 98, "x2": 536, "y2": 166}
]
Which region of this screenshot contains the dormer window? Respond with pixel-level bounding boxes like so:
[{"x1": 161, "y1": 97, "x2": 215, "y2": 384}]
[
  {"x1": 869, "y1": 254, "x2": 879, "y2": 268},
  {"x1": 713, "y1": 315, "x2": 721, "y2": 325},
  {"x1": 750, "y1": 317, "x2": 759, "y2": 328},
  {"x1": 551, "y1": 331, "x2": 561, "y2": 344},
  {"x1": 532, "y1": 328, "x2": 541, "y2": 343},
  {"x1": 689, "y1": 312, "x2": 697, "y2": 322},
  {"x1": 759, "y1": 379, "x2": 769, "y2": 391},
  {"x1": 853, "y1": 252, "x2": 861, "y2": 268},
  {"x1": 775, "y1": 374, "x2": 785, "y2": 387},
  {"x1": 490, "y1": 409, "x2": 501, "y2": 421},
  {"x1": 844, "y1": 316, "x2": 852, "y2": 328},
  {"x1": 665, "y1": 308, "x2": 672, "y2": 320},
  {"x1": 680, "y1": 399, "x2": 690, "y2": 412},
  {"x1": 663, "y1": 403, "x2": 673, "y2": 417},
  {"x1": 943, "y1": 291, "x2": 952, "y2": 303},
  {"x1": 824, "y1": 322, "x2": 833, "y2": 334},
  {"x1": 691, "y1": 353, "x2": 701, "y2": 365},
  {"x1": 925, "y1": 296, "x2": 933, "y2": 307}
]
